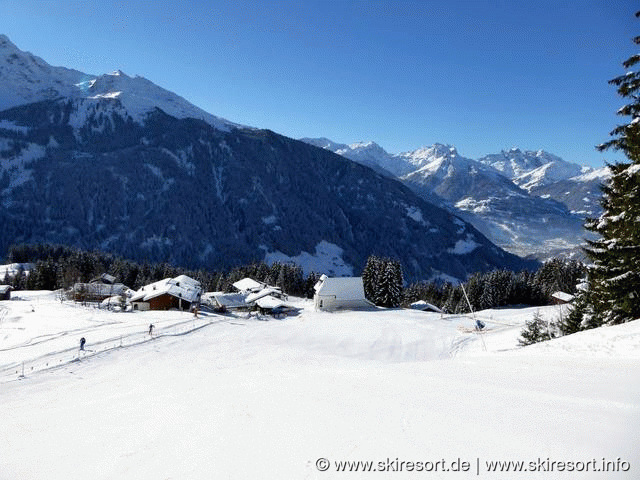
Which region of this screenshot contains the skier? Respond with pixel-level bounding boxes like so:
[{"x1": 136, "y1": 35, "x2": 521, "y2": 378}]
[
  {"x1": 80, "y1": 337, "x2": 86, "y2": 351},
  {"x1": 475, "y1": 319, "x2": 485, "y2": 331},
  {"x1": 148, "y1": 323, "x2": 154, "y2": 336}
]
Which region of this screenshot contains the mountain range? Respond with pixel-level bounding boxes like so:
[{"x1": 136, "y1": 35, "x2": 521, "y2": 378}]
[
  {"x1": 301, "y1": 139, "x2": 609, "y2": 259},
  {"x1": 0, "y1": 35, "x2": 537, "y2": 282}
]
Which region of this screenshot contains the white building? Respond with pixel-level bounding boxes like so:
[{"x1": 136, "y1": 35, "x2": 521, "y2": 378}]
[{"x1": 313, "y1": 275, "x2": 372, "y2": 311}]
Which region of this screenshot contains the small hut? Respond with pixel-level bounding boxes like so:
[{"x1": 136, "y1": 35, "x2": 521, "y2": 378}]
[
  {"x1": 0, "y1": 285, "x2": 11, "y2": 301},
  {"x1": 551, "y1": 291, "x2": 575, "y2": 305}
]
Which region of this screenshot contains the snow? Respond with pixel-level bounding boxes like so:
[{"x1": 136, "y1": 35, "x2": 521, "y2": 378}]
[
  {"x1": 265, "y1": 240, "x2": 353, "y2": 276},
  {"x1": 410, "y1": 300, "x2": 444, "y2": 313},
  {"x1": 0, "y1": 142, "x2": 45, "y2": 192},
  {"x1": 514, "y1": 159, "x2": 586, "y2": 191},
  {"x1": 0, "y1": 292, "x2": 638, "y2": 479},
  {"x1": 245, "y1": 287, "x2": 282, "y2": 304},
  {"x1": 455, "y1": 197, "x2": 491, "y2": 213},
  {"x1": 1, "y1": 36, "x2": 241, "y2": 132},
  {"x1": 0, "y1": 119, "x2": 29, "y2": 133},
  {"x1": 479, "y1": 148, "x2": 566, "y2": 180},
  {"x1": 448, "y1": 234, "x2": 480, "y2": 255},
  {"x1": 624, "y1": 164, "x2": 640, "y2": 176},
  {"x1": 571, "y1": 166, "x2": 611, "y2": 182},
  {"x1": 0, "y1": 263, "x2": 34, "y2": 279},
  {"x1": 551, "y1": 291, "x2": 575, "y2": 303},
  {"x1": 130, "y1": 275, "x2": 201, "y2": 303},
  {"x1": 254, "y1": 295, "x2": 293, "y2": 310},
  {"x1": 79, "y1": 70, "x2": 241, "y2": 132},
  {"x1": 404, "y1": 205, "x2": 427, "y2": 225},
  {"x1": 232, "y1": 278, "x2": 265, "y2": 293}
]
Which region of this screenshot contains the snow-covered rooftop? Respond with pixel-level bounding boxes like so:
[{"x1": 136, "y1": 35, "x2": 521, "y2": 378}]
[
  {"x1": 232, "y1": 278, "x2": 265, "y2": 293},
  {"x1": 255, "y1": 295, "x2": 294, "y2": 310},
  {"x1": 410, "y1": 300, "x2": 444, "y2": 313},
  {"x1": 314, "y1": 275, "x2": 366, "y2": 300},
  {"x1": 245, "y1": 287, "x2": 283, "y2": 304},
  {"x1": 552, "y1": 291, "x2": 575, "y2": 303},
  {"x1": 208, "y1": 292, "x2": 250, "y2": 309},
  {"x1": 130, "y1": 275, "x2": 201, "y2": 303}
]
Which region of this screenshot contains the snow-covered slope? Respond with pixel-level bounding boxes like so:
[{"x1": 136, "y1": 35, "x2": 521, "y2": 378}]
[
  {"x1": 0, "y1": 35, "x2": 88, "y2": 111},
  {"x1": 514, "y1": 160, "x2": 584, "y2": 192},
  {"x1": 398, "y1": 146, "x2": 587, "y2": 258},
  {"x1": 479, "y1": 148, "x2": 610, "y2": 218},
  {"x1": 302, "y1": 138, "x2": 602, "y2": 259},
  {"x1": 300, "y1": 137, "x2": 400, "y2": 177},
  {"x1": 477, "y1": 148, "x2": 569, "y2": 180},
  {"x1": 1, "y1": 291, "x2": 638, "y2": 479},
  {"x1": 0, "y1": 35, "x2": 237, "y2": 131},
  {"x1": 77, "y1": 70, "x2": 239, "y2": 131},
  {"x1": 399, "y1": 144, "x2": 520, "y2": 201}
]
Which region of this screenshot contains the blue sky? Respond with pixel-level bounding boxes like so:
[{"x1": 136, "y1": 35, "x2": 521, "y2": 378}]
[{"x1": 2, "y1": 0, "x2": 637, "y2": 167}]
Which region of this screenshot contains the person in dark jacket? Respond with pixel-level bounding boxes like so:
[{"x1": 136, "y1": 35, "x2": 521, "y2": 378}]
[
  {"x1": 149, "y1": 323, "x2": 154, "y2": 336},
  {"x1": 80, "y1": 337, "x2": 86, "y2": 350}
]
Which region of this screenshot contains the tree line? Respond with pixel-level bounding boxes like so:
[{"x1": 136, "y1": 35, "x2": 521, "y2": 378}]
[
  {"x1": 403, "y1": 258, "x2": 584, "y2": 313},
  {"x1": 3, "y1": 243, "x2": 320, "y2": 299},
  {"x1": 3, "y1": 244, "x2": 584, "y2": 313}
]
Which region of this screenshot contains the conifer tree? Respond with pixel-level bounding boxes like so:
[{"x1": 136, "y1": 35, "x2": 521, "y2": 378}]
[
  {"x1": 584, "y1": 11, "x2": 640, "y2": 326},
  {"x1": 362, "y1": 255, "x2": 382, "y2": 303},
  {"x1": 558, "y1": 295, "x2": 588, "y2": 335},
  {"x1": 519, "y1": 310, "x2": 552, "y2": 346},
  {"x1": 362, "y1": 256, "x2": 403, "y2": 307}
]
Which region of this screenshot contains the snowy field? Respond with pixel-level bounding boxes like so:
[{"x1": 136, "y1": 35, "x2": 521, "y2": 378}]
[{"x1": 0, "y1": 291, "x2": 638, "y2": 479}]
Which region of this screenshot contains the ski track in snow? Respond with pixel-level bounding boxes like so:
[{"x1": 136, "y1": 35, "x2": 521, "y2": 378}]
[{"x1": 0, "y1": 291, "x2": 638, "y2": 480}]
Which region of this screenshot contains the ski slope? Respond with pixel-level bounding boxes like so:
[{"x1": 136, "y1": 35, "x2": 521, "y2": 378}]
[{"x1": 0, "y1": 291, "x2": 638, "y2": 479}]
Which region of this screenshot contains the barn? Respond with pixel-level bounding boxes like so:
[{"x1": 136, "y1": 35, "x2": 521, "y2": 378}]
[
  {"x1": 551, "y1": 291, "x2": 575, "y2": 305},
  {"x1": 72, "y1": 282, "x2": 129, "y2": 303},
  {"x1": 313, "y1": 275, "x2": 372, "y2": 311},
  {"x1": 130, "y1": 275, "x2": 202, "y2": 311}
]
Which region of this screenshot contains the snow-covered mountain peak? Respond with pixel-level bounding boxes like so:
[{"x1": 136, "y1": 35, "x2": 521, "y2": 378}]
[
  {"x1": 478, "y1": 148, "x2": 568, "y2": 180},
  {"x1": 298, "y1": 137, "x2": 348, "y2": 151},
  {"x1": 345, "y1": 140, "x2": 388, "y2": 155},
  {"x1": 397, "y1": 143, "x2": 468, "y2": 174},
  {"x1": 73, "y1": 68, "x2": 240, "y2": 131},
  {"x1": 570, "y1": 166, "x2": 611, "y2": 182},
  {"x1": 337, "y1": 140, "x2": 408, "y2": 176},
  {"x1": 0, "y1": 35, "x2": 240, "y2": 132},
  {"x1": 0, "y1": 34, "x2": 89, "y2": 111},
  {"x1": 0, "y1": 34, "x2": 20, "y2": 52},
  {"x1": 403, "y1": 143, "x2": 458, "y2": 160},
  {"x1": 515, "y1": 159, "x2": 584, "y2": 191}
]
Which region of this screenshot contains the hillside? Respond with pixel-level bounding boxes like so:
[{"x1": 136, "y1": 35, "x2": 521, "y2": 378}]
[
  {"x1": 302, "y1": 140, "x2": 606, "y2": 259},
  {"x1": 0, "y1": 291, "x2": 638, "y2": 479},
  {"x1": 0, "y1": 35, "x2": 533, "y2": 281}
]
